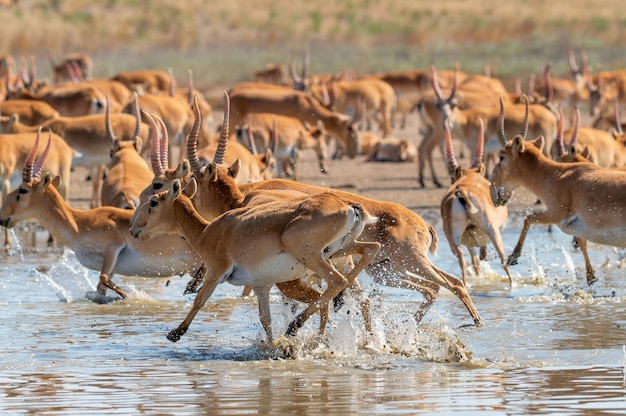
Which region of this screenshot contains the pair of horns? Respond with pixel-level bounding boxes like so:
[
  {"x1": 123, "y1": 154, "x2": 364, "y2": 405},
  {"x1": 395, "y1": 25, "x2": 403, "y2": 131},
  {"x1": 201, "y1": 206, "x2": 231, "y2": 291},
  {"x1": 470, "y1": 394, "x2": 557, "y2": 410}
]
[{"x1": 23, "y1": 127, "x2": 52, "y2": 183}]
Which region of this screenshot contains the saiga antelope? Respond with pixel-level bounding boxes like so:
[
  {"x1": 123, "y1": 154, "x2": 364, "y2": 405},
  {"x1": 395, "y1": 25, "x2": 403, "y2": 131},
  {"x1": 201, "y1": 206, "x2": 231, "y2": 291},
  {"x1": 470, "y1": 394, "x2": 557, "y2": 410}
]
[
  {"x1": 0, "y1": 96, "x2": 149, "y2": 207},
  {"x1": 440, "y1": 119, "x2": 511, "y2": 284},
  {"x1": 0, "y1": 99, "x2": 59, "y2": 126},
  {"x1": 99, "y1": 106, "x2": 154, "y2": 209},
  {"x1": 490, "y1": 101, "x2": 626, "y2": 285},
  {"x1": 0, "y1": 132, "x2": 205, "y2": 302},
  {"x1": 0, "y1": 128, "x2": 74, "y2": 247},
  {"x1": 227, "y1": 87, "x2": 361, "y2": 159},
  {"x1": 182, "y1": 94, "x2": 483, "y2": 326},
  {"x1": 130, "y1": 177, "x2": 381, "y2": 343},
  {"x1": 238, "y1": 114, "x2": 328, "y2": 180}
]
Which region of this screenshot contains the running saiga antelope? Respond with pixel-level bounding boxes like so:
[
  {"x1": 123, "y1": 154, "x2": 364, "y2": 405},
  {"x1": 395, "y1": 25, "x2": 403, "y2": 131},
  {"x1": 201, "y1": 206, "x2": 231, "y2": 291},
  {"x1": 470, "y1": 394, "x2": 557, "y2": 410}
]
[
  {"x1": 0, "y1": 133, "x2": 205, "y2": 302},
  {"x1": 129, "y1": 177, "x2": 381, "y2": 343},
  {"x1": 440, "y1": 119, "x2": 511, "y2": 284},
  {"x1": 490, "y1": 101, "x2": 626, "y2": 284},
  {"x1": 182, "y1": 95, "x2": 483, "y2": 326}
]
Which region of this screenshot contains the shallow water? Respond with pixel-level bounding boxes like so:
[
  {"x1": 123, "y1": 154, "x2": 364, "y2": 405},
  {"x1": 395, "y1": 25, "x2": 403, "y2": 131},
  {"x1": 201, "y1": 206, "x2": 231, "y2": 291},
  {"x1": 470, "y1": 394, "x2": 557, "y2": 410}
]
[{"x1": 1, "y1": 217, "x2": 626, "y2": 415}]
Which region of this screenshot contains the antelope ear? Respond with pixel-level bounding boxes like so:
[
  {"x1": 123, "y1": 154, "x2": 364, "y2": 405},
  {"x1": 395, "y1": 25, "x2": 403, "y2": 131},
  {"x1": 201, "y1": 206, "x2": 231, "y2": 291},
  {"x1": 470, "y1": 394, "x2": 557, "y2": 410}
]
[
  {"x1": 580, "y1": 146, "x2": 591, "y2": 159},
  {"x1": 228, "y1": 159, "x2": 241, "y2": 179},
  {"x1": 531, "y1": 135, "x2": 545, "y2": 152},
  {"x1": 478, "y1": 163, "x2": 486, "y2": 176},
  {"x1": 168, "y1": 179, "x2": 182, "y2": 199},
  {"x1": 134, "y1": 138, "x2": 143, "y2": 153},
  {"x1": 176, "y1": 159, "x2": 190, "y2": 178},
  {"x1": 182, "y1": 177, "x2": 197, "y2": 198},
  {"x1": 51, "y1": 175, "x2": 62, "y2": 188},
  {"x1": 511, "y1": 135, "x2": 526, "y2": 152},
  {"x1": 202, "y1": 162, "x2": 218, "y2": 182}
]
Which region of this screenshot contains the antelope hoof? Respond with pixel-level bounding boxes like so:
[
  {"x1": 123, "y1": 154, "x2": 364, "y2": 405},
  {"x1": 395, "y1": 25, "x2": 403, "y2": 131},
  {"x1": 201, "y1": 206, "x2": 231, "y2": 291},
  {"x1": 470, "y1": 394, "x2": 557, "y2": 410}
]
[
  {"x1": 434, "y1": 180, "x2": 443, "y2": 189},
  {"x1": 167, "y1": 328, "x2": 184, "y2": 342},
  {"x1": 506, "y1": 255, "x2": 519, "y2": 266},
  {"x1": 586, "y1": 274, "x2": 598, "y2": 286},
  {"x1": 86, "y1": 291, "x2": 121, "y2": 304},
  {"x1": 418, "y1": 178, "x2": 426, "y2": 188}
]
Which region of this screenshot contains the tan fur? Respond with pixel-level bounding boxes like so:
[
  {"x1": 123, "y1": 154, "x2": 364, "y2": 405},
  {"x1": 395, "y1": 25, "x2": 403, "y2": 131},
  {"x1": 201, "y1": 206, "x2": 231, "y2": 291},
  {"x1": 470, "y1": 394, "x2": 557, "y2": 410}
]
[
  {"x1": 111, "y1": 69, "x2": 172, "y2": 94},
  {"x1": 0, "y1": 174, "x2": 204, "y2": 299},
  {"x1": 101, "y1": 138, "x2": 153, "y2": 209},
  {"x1": 240, "y1": 113, "x2": 328, "y2": 179},
  {"x1": 491, "y1": 134, "x2": 626, "y2": 285},
  {"x1": 311, "y1": 78, "x2": 396, "y2": 137},
  {"x1": 227, "y1": 87, "x2": 361, "y2": 158},
  {"x1": 130, "y1": 178, "x2": 380, "y2": 343},
  {"x1": 0, "y1": 99, "x2": 59, "y2": 125}
]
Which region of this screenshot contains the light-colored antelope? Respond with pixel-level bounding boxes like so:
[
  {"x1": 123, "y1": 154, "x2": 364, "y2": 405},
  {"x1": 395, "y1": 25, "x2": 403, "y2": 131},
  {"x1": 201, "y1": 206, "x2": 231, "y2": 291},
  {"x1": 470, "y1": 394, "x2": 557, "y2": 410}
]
[
  {"x1": 50, "y1": 53, "x2": 93, "y2": 83},
  {"x1": 8, "y1": 83, "x2": 106, "y2": 117},
  {"x1": 238, "y1": 113, "x2": 328, "y2": 180},
  {"x1": 419, "y1": 66, "x2": 557, "y2": 187},
  {"x1": 130, "y1": 176, "x2": 381, "y2": 343},
  {"x1": 490, "y1": 101, "x2": 626, "y2": 285},
  {"x1": 254, "y1": 63, "x2": 288, "y2": 85},
  {"x1": 311, "y1": 78, "x2": 396, "y2": 138},
  {"x1": 111, "y1": 69, "x2": 171, "y2": 94},
  {"x1": 0, "y1": 99, "x2": 59, "y2": 126},
  {"x1": 440, "y1": 119, "x2": 511, "y2": 284},
  {"x1": 122, "y1": 91, "x2": 193, "y2": 166},
  {"x1": 0, "y1": 133, "x2": 205, "y2": 301},
  {"x1": 227, "y1": 87, "x2": 361, "y2": 158},
  {"x1": 1, "y1": 97, "x2": 149, "y2": 208},
  {"x1": 365, "y1": 136, "x2": 417, "y2": 162},
  {"x1": 100, "y1": 104, "x2": 154, "y2": 209},
  {"x1": 181, "y1": 99, "x2": 483, "y2": 326},
  {"x1": 0, "y1": 128, "x2": 74, "y2": 246},
  {"x1": 550, "y1": 106, "x2": 626, "y2": 167}
]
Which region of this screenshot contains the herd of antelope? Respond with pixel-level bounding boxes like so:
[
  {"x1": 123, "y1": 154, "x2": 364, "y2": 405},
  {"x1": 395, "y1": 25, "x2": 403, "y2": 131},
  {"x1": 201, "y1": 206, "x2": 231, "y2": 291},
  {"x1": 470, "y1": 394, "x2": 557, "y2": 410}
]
[{"x1": 0, "y1": 48, "x2": 625, "y2": 352}]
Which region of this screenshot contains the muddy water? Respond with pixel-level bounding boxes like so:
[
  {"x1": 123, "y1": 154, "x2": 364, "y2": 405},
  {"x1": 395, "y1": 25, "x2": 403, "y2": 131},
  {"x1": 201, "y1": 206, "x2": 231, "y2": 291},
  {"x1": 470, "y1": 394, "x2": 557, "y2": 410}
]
[{"x1": 1, "y1": 216, "x2": 625, "y2": 415}]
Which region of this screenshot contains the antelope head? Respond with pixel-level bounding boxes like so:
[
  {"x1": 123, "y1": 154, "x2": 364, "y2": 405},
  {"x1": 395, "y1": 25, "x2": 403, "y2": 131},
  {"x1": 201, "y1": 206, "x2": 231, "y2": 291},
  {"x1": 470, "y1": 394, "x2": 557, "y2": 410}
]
[
  {"x1": 0, "y1": 128, "x2": 58, "y2": 228},
  {"x1": 430, "y1": 63, "x2": 459, "y2": 129},
  {"x1": 491, "y1": 96, "x2": 544, "y2": 206}
]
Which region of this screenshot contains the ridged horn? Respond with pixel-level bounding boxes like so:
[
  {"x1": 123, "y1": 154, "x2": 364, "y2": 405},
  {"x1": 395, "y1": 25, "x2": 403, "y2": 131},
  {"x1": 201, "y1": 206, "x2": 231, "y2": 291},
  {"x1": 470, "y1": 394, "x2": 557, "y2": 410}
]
[
  {"x1": 186, "y1": 94, "x2": 202, "y2": 173},
  {"x1": 156, "y1": 116, "x2": 169, "y2": 169},
  {"x1": 131, "y1": 91, "x2": 141, "y2": 140},
  {"x1": 444, "y1": 122, "x2": 458, "y2": 176},
  {"x1": 520, "y1": 94, "x2": 530, "y2": 139},
  {"x1": 498, "y1": 95, "x2": 508, "y2": 146},
  {"x1": 212, "y1": 91, "x2": 230, "y2": 165},
  {"x1": 614, "y1": 96, "x2": 623, "y2": 135},
  {"x1": 570, "y1": 106, "x2": 580, "y2": 147},
  {"x1": 33, "y1": 130, "x2": 52, "y2": 179},
  {"x1": 555, "y1": 107, "x2": 565, "y2": 157},
  {"x1": 472, "y1": 117, "x2": 485, "y2": 169},
  {"x1": 23, "y1": 127, "x2": 42, "y2": 182},
  {"x1": 105, "y1": 92, "x2": 117, "y2": 142},
  {"x1": 142, "y1": 110, "x2": 164, "y2": 175}
]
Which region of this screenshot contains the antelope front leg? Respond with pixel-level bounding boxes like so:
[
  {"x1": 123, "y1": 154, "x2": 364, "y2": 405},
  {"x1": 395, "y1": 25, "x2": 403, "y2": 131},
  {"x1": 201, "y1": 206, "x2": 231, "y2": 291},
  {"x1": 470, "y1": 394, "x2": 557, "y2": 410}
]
[
  {"x1": 168, "y1": 275, "x2": 221, "y2": 342},
  {"x1": 575, "y1": 237, "x2": 597, "y2": 285},
  {"x1": 183, "y1": 264, "x2": 207, "y2": 295},
  {"x1": 507, "y1": 212, "x2": 554, "y2": 266}
]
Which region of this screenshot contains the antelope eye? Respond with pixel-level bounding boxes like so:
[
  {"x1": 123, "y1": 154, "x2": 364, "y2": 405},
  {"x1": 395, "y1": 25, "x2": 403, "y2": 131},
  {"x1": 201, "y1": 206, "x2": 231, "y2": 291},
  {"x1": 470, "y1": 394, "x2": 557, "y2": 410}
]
[
  {"x1": 153, "y1": 183, "x2": 163, "y2": 190},
  {"x1": 499, "y1": 155, "x2": 505, "y2": 162},
  {"x1": 149, "y1": 199, "x2": 158, "y2": 208},
  {"x1": 18, "y1": 188, "x2": 27, "y2": 194}
]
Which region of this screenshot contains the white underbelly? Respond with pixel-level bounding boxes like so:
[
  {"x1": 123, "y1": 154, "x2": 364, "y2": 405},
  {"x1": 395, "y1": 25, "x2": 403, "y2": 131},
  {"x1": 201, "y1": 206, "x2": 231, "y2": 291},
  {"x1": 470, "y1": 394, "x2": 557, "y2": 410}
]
[
  {"x1": 227, "y1": 252, "x2": 309, "y2": 286},
  {"x1": 559, "y1": 216, "x2": 626, "y2": 247}
]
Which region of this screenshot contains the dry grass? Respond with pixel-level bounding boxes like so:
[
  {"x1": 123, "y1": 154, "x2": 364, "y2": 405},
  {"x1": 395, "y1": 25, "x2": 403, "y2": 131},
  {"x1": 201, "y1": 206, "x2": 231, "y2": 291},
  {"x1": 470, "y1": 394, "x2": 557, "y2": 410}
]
[{"x1": 2, "y1": 0, "x2": 626, "y2": 95}]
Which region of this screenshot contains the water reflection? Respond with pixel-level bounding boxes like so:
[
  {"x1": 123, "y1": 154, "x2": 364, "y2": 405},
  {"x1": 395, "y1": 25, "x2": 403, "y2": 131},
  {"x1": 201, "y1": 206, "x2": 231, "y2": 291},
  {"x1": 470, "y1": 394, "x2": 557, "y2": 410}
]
[{"x1": 1, "y1": 219, "x2": 625, "y2": 414}]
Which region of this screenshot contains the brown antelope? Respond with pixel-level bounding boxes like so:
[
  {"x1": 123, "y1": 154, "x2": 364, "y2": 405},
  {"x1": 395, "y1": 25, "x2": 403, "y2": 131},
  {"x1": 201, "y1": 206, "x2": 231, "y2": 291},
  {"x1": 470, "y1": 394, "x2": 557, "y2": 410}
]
[
  {"x1": 537, "y1": 63, "x2": 589, "y2": 126},
  {"x1": 238, "y1": 113, "x2": 328, "y2": 180},
  {"x1": 0, "y1": 133, "x2": 205, "y2": 302},
  {"x1": 0, "y1": 128, "x2": 74, "y2": 246},
  {"x1": 50, "y1": 53, "x2": 93, "y2": 83},
  {"x1": 440, "y1": 119, "x2": 511, "y2": 284},
  {"x1": 7, "y1": 83, "x2": 106, "y2": 117},
  {"x1": 311, "y1": 78, "x2": 396, "y2": 138},
  {"x1": 0, "y1": 96, "x2": 149, "y2": 207},
  {"x1": 0, "y1": 99, "x2": 59, "y2": 125},
  {"x1": 100, "y1": 104, "x2": 154, "y2": 209},
  {"x1": 365, "y1": 136, "x2": 417, "y2": 162},
  {"x1": 490, "y1": 100, "x2": 626, "y2": 285},
  {"x1": 130, "y1": 176, "x2": 381, "y2": 343},
  {"x1": 586, "y1": 67, "x2": 626, "y2": 117},
  {"x1": 550, "y1": 106, "x2": 625, "y2": 167},
  {"x1": 111, "y1": 69, "x2": 171, "y2": 94},
  {"x1": 122, "y1": 91, "x2": 194, "y2": 166},
  {"x1": 419, "y1": 66, "x2": 557, "y2": 187},
  {"x1": 227, "y1": 87, "x2": 361, "y2": 158},
  {"x1": 254, "y1": 63, "x2": 289, "y2": 85},
  {"x1": 180, "y1": 95, "x2": 483, "y2": 327}
]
